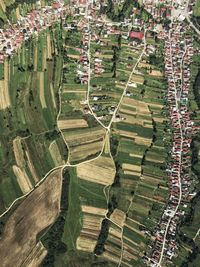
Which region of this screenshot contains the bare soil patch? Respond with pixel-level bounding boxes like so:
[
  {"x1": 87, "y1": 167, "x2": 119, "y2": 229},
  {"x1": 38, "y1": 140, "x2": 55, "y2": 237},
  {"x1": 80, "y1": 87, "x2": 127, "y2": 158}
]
[{"x1": 0, "y1": 168, "x2": 62, "y2": 267}]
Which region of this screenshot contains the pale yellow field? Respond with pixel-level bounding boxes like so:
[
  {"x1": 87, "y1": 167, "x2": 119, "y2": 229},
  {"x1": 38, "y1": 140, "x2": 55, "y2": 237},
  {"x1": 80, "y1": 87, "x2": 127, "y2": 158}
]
[
  {"x1": 76, "y1": 235, "x2": 97, "y2": 252},
  {"x1": 99, "y1": 54, "x2": 113, "y2": 59},
  {"x1": 63, "y1": 127, "x2": 106, "y2": 146},
  {"x1": 50, "y1": 83, "x2": 56, "y2": 109},
  {"x1": 104, "y1": 132, "x2": 111, "y2": 155},
  {"x1": 38, "y1": 72, "x2": 46, "y2": 108},
  {"x1": 49, "y1": 140, "x2": 65, "y2": 166},
  {"x1": 149, "y1": 70, "x2": 163, "y2": 77},
  {"x1": 122, "y1": 242, "x2": 139, "y2": 264},
  {"x1": 69, "y1": 140, "x2": 103, "y2": 162},
  {"x1": 138, "y1": 62, "x2": 151, "y2": 69},
  {"x1": 13, "y1": 137, "x2": 25, "y2": 168},
  {"x1": 12, "y1": 165, "x2": 33, "y2": 194},
  {"x1": 145, "y1": 155, "x2": 164, "y2": 164},
  {"x1": 81, "y1": 205, "x2": 107, "y2": 216},
  {"x1": 130, "y1": 74, "x2": 144, "y2": 84},
  {"x1": 16, "y1": 7, "x2": 20, "y2": 20},
  {"x1": 134, "y1": 136, "x2": 152, "y2": 146},
  {"x1": 21, "y1": 242, "x2": 47, "y2": 267},
  {"x1": 119, "y1": 107, "x2": 137, "y2": 116},
  {"x1": 141, "y1": 174, "x2": 163, "y2": 185},
  {"x1": 34, "y1": 43, "x2": 38, "y2": 71},
  {"x1": 109, "y1": 226, "x2": 122, "y2": 239},
  {"x1": 42, "y1": 46, "x2": 47, "y2": 70},
  {"x1": 110, "y1": 209, "x2": 126, "y2": 227},
  {"x1": 122, "y1": 97, "x2": 150, "y2": 114},
  {"x1": 77, "y1": 156, "x2": 115, "y2": 185},
  {"x1": 115, "y1": 129, "x2": 152, "y2": 146},
  {"x1": 0, "y1": 168, "x2": 62, "y2": 267},
  {"x1": 58, "y1": 119, "x2": 88, "y2": 130},
  {"x1": 103, "y1": 246, "x2": 121, "y2": 263},
  {"x1": 76, "y1": 206, "x2": 106, "y2": 252},
  {"x1": 121, "y1": 114, "x2": 152, "y2": 128},
  {"x1": 47, "y1": 33, "x2": 52, "y2": 59},
  {"x1": 122, "y1": 163, "x2": 141, "y2": 173},
  {"x1": 0, "y1": 0, "x2": 6, "y2": 11},
  {"x1": 82, "y1": 214, "x2": 104, "y2": 231},
  {"x1": 68, "y1": 54, "x2": 80, "y2": 59},
  {"x1": 63, "y1": 127, "x2": 106, "y2": 143},
  {"x1": 0, "y1": 60, "x2": 11, "y2": 109},
  {"x1": 129, "y1": 153, "x2": 143, "y2": 158},
  {"x1": 153, "y1": 116, "x2": 165, "y2": 123}
]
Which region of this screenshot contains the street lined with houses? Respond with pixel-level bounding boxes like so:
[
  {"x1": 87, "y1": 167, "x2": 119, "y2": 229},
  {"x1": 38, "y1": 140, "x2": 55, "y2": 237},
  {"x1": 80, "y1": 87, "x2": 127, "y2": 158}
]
[
  {"x1": 0, "y1": 0, "x2": 199, "y2": 266},
  {"x1": 0, "y1": 0, "x2": 67, "y2": 62},
  {"x1": 143, "y1": 0, "x2": 200, "y2": 266}
]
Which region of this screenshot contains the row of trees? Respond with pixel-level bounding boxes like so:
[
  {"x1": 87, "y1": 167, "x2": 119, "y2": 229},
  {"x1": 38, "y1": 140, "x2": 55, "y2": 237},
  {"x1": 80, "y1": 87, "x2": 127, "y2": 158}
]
[
  {"x1": 100, "y1": 0, "x2": 151, "y2": 23},
  {"x1": 6, "y1": 0, "x2": 36, "y2": 18}
]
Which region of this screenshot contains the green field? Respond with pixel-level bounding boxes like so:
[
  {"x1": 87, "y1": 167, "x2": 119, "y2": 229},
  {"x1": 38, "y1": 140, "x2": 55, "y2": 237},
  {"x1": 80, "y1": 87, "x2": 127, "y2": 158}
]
[{"x1": 194, "y1": 0, "x2": 200, "y2": 16}]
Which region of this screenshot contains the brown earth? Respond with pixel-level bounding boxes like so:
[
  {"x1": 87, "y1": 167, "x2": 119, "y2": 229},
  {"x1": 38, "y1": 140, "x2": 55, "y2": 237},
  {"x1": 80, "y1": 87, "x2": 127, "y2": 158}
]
[{"x1": 0, "y1": 168, "x2": 62, "y2": 267}]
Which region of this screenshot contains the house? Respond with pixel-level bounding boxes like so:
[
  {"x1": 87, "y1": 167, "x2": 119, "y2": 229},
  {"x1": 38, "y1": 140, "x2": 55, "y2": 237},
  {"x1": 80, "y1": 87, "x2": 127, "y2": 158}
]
[
  {"x1": 52, "y1": 2, "x2": 61, "y2": 9},
  {"x1": 129, "y1": 31, "x2": 143, "y2": 40}
]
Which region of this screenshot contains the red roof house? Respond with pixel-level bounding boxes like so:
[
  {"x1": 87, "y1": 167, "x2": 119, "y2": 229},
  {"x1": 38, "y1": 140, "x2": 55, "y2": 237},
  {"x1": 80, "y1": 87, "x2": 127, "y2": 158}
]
[
  {"x1": 52, "y1": 2, "x2": 61, "y2": 9},
  {"x1": 129, "y1": 31, "x2": 143, "y2": 40}
]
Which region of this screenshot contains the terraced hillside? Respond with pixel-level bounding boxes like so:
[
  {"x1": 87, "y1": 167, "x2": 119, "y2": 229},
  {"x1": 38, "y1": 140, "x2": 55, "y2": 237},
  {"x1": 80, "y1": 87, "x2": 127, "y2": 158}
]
[
  {"x1": 92, "y1": 34, "x2": 169, "y2": 267},
  {"x1": 0, "y1": 1, "x2": 183, "y2": 267},
  {"x1": 0, "y1": 23, "x2": 68, "y2": 213},
  {"x1": 38, "y1": 8, "x2": 169, "y2": 267}
]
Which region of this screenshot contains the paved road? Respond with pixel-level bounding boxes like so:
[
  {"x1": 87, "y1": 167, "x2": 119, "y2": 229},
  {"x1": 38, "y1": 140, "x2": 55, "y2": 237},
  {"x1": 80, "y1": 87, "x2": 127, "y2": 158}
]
[{"x1": 157, "y1": 30, "x2": 183, "y2": 267}]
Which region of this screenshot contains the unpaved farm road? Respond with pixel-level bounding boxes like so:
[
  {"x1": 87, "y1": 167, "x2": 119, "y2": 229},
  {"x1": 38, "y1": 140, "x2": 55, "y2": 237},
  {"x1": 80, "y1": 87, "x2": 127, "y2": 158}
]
[{"x1": 0, "y1": 10, "x2": 146, "y2": 267}]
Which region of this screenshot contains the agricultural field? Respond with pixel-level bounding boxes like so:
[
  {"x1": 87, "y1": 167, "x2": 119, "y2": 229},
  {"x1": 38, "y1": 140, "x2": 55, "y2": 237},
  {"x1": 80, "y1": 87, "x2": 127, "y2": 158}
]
[
  {"x1": 52, "y1": 153, "x2": 116, "y2": 266},
  {"x1": 91, "y1": 35, "x2": 169, "y2": 267},
  {"x1": 0, "y1": 2, "x2": 172, "y2": 267},
  {"x1": 0, "y1": 0, "x2": 37, "y2": 24},
  {"x1": 0, "y1": 23, "x2": 68, "y2": 213},
  {"x1": 194, "y1": 0, "x2": 200, "y2": 17},
  {"x1": 89, "y1": 26, "x2": 143, "y2": 125},
  {"x1": 0, "y1": 167, "x2": 62, "y2": 267},
  {"x1": 59, "y1": 28, "x2": 107, "y2": 163},
  {"x1": 31, "y1": 12, "x2": 170, "y2": 267}
]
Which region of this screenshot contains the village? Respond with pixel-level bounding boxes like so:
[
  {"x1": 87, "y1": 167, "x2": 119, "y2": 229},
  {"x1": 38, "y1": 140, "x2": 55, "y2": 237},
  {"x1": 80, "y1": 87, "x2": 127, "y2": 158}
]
[
  {"x1": 0, "y1": 0, "x2": 199, "y2": 266},
  {"x1": 142, "y1": 0, "x2": 200, "y2": 266},
  {"x1": 62, "y1": 0, "x2": 200, "y2": 265},
  {"x1": 0, "y1": 0, "x2": 68, "y2": 63}
]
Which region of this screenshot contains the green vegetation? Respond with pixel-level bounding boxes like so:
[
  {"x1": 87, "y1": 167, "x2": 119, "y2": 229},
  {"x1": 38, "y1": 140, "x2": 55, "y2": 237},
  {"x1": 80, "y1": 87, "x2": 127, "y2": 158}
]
[
  {"x1": 92, "y1": 35, "x2": 169, "y2": 266},
  {"x1": 41, "y1": 168, "x2": 69, "y2": 266},
  {"x1": 94, "y1": 219, "x2": 110, "y2": 255},
  {"x1": 194, "y1": 0, "x2": 200, "y2": 17},
  {"x1": 100, "y1": 0, "x2": 151, "y2": 22},
  {"x1": 62, "y1": 168, "x2": 82, "y2": 251},
  {"x1": 171, "y1": 35, "x2": 200, "y2": 267},
  {"x1": 0, "y1": 23, "x2": 68, "y2": 213},
  {"x1": 0, "y1": 0, "x2": 38, "y2": 24}
]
